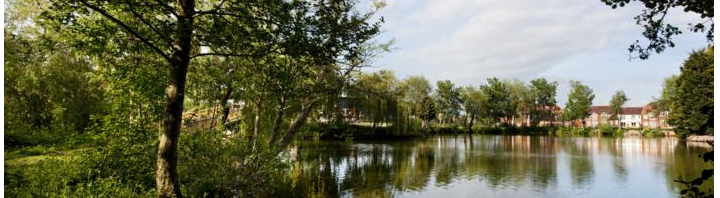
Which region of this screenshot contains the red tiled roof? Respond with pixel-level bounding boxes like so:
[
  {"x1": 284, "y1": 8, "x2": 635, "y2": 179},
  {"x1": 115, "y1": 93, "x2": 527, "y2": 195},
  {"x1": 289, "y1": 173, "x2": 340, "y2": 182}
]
[
  {"x1": 588, "y1": 106, "x2": 611, "y2": 114},
  {"x1": 642, "y1": 103, "x2": 658, "y2": 114},
  {"x1": 588, "y1": 106, "x2": 643, "y2": 115},
  {"x1": 548, "y1": 105, "x2": 563, "y2": 113},
  {"x1": 622, "y1": 107, "x2": 643, "y2": 115}
]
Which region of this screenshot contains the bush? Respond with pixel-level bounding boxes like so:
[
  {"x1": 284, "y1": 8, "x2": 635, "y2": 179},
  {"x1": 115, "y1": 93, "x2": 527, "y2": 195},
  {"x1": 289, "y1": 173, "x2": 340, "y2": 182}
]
[
  {"x1": 597, "y1": 124, "x2": 623, "y2": 136},
  {"x1": 179, "y1": 130, "x2": 293, "y2": 197},
  {"x1": 641, "y1": 128, "x2": 663, "y2": 137},
  {"x1": 5, "y1": 154, "x2": 152, "y2": 198}
]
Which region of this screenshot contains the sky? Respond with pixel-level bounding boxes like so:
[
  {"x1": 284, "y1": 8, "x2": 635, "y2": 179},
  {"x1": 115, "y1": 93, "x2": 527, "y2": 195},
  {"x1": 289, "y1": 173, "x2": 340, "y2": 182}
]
[{"x1": 358, "y1": 0, "x2": 710, "y2": 107}]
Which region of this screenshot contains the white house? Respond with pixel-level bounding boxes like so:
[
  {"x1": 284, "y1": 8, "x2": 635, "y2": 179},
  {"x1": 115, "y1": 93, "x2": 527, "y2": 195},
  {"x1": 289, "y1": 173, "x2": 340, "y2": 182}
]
[{"x1": 620, "y1": 107, "x2": 643, "y2": 128}]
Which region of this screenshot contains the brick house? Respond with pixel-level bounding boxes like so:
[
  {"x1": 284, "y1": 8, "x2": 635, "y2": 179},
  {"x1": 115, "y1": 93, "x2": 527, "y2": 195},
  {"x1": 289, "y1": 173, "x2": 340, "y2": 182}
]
[
  {"x1": 641, "y1": 103, "x2": 672, "y2": 129},
  {"x1": 583, "y1": 106, "x2": 643, "y2": 128},
  {"x1": 584, "y1": 106, "x2": 611, "y2": 127}
]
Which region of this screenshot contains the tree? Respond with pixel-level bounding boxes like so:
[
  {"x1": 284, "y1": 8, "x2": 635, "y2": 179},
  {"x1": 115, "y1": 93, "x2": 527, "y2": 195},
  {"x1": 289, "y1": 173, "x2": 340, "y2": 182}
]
[
  {"x1": 529, "y1": 78, "x2": 558, "y2": 126},
  {"x1": 609, "y1": 91, "x2": 629, "y2": 128},
  {"x1": 601, "y1": 0, "x2": 713, "y2": 59},
  {"x1": 507, "y1": 79, "x2": 531, "y2": 126},
  {"x1": 479, "y1": 77, "x2": 511, "y2": 126},
  {"x1": 656, "y1": 75, "x2": 679, "y2": 113},
  {"x1": 45, "y1": 0, "x2": 382, "y2": 196},
  {"x1": 564, "y1": 80, "x2": 595, "y2": 127},
  {"x1": 461, "y1": 86, "x2": 484, "y2": 133},
  {"x1": 351, "y1": 70, "x2": 400, "y2": 129},
  {"x1": 417, "y1": 96, "x2": 437, "y2": 134},
  {"x1": 4, "y1": 1, "x2": 106, "y2": 146},
  {"x1": 5, "y1": 32, "x2": 104, "y2": 142},
  {"x1": 435, "y1": 80, "x2": 463, "y2": 125},
  {"x1": 667, "y1": 46, "x2": 713, "y2": 137},
  {"x1": 400, "y1": 76, "x2": 432, "y2": 110}
]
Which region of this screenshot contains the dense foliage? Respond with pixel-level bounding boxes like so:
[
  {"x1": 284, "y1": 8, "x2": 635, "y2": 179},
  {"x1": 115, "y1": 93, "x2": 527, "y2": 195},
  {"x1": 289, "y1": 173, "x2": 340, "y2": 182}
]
[
  {"x1": 666, "y1": 47, "x2": 714, "y2": 137},
  {"x1": 563, "y1": 80, "x2": 595, "y2": 126}
]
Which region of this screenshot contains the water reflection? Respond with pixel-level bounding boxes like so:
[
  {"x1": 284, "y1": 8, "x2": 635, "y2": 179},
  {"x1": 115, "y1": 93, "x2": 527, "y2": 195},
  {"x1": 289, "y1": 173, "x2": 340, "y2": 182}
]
[{"x1": 288, "y1": 135, "x2": 711, "y2": 198}]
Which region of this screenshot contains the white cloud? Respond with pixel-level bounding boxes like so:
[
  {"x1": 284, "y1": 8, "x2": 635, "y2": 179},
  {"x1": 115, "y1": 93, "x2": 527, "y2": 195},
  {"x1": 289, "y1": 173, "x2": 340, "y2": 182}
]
[
  {"x1": 381, "y1": 0, "x2": 640, "y2": 83},
  {"x1": 370, "y1": 0, "x2": 708, "y2": 106}
]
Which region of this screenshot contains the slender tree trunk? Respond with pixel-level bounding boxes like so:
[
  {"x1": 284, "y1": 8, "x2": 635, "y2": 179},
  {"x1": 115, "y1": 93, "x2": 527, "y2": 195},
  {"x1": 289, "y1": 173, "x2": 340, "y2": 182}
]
[
  {"x1": 220, "y1": 87, "x2": 233, "y2": 126},
  {"x1": 268, "y1": 98, "x2": 286, "y2": 146},
  {"x1": 251, "y1": 101, "x2": 262, "y2": 150},
  {"x1": 466, "y1": 113, "x2": 474, "y2": 133},
  {"x1": 278, "y1": 100, "x2": 319, "y2": 148},
  {"x1": 156, "y1": 1, "x2": 194, "y2": 197},
  {"x1": 209, "y1": 102, "x2": 218, "y2": 130},
  {"x1": 422, "y1": 119, "x2": 429, "y2": 135}
]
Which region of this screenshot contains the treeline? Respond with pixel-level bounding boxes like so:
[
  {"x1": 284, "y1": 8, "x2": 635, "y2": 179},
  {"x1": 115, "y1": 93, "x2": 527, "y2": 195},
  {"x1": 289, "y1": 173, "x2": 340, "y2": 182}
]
[
  {"x1": 326, "y1": 46, "x2": 714, "y2": 138},
  {"x1": 328, "y1": 71, "x2": 564, "y2": 136}
]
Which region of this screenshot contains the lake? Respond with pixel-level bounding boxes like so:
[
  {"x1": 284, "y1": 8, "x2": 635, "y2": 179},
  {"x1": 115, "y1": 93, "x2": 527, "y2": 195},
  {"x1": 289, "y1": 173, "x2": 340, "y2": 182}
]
[{"x1": 288, "y1": 135, "x2": 712, "y2": 198}]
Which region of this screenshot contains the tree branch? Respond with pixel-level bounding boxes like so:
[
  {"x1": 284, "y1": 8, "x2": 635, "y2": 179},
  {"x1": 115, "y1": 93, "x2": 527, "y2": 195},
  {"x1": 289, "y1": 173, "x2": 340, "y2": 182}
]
[
  {"x1": 126, "y1": 0, "x2": 175, "y2": 49},
  {"x1": 194, "y1": 10, "x2": 287, "y2": 29},
  {"x1": 153, "y1": 0, "x2": 178, "y2": 17},
  {"x1": 190, "y1": 45, "x2": 279, "y2": 59},
  {"x1": 78, "y1": 0, "x2": 172, "y2": 63}
]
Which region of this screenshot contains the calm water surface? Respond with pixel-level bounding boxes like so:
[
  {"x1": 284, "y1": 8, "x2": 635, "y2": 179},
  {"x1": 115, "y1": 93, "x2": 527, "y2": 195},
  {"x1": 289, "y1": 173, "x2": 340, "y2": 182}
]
[{"x1": 289, "y1": 135, "x2": 712, "y2": 198}]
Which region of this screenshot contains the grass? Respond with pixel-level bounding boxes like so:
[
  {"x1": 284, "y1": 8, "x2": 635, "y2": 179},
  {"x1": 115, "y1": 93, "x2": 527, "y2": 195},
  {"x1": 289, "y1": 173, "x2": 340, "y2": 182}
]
[{"x1": 5, "y1": 146, "x2": 88, "y2": 166}]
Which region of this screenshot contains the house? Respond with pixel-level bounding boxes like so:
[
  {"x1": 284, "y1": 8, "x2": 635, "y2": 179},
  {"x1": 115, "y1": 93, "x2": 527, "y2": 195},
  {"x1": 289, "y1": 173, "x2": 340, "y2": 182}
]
[
  {"x1": 585, "y1": 106, "x2": 612, "y2": 127},
  {"x1": 583, "y1": 106, "x2": 643, "y2": 128},
  {"x1": 620, "y1": 107, "x2": 643, "y2": 128},
  {"x1": 641, "y1": 103, "x2": 672, "y2": 129},
  {"x1": 540, "y1": 105, "x2": 563, "y2": 126}
]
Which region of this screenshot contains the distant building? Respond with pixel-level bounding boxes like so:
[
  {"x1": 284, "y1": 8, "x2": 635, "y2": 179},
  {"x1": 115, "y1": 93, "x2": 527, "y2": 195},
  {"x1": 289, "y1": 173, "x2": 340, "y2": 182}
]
[
  {"x1": 620, "y1": 107, "x2": 643, "y2": 128},
  {"x1": 585, "y1": 106, "x2": 611, "y2": 127},
  {"x1": 583, "y1": 105, "x2": 667, "y2": 129},
  {"x1": 541, "y1": 105, "x2": 564, "y2": 126},
  {"x1": 641, "y1": 103, "x2": 672, "y2": 129}
]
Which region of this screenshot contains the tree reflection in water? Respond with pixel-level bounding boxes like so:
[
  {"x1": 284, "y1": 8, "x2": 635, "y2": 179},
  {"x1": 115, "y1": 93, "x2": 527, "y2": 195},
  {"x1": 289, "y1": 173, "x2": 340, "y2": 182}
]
[{"x1": 286, "y1": 135, "x2": 710, "y2": 198}]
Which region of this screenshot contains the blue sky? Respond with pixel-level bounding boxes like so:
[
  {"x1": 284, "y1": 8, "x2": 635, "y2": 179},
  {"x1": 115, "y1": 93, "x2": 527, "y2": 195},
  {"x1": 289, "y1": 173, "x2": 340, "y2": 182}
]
[{"x1": 358, "y1": 0, "x2": 710, "y2": 107}]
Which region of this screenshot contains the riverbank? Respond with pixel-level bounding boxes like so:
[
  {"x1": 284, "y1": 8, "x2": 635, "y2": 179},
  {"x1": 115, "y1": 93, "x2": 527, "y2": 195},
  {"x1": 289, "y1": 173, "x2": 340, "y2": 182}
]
[{"x1": 306, "y1": 123, "x2": 679, "y2": 141}]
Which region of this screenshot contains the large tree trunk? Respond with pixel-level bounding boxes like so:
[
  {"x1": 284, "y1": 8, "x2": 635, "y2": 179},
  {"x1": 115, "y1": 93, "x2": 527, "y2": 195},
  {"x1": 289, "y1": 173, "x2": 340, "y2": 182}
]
[
  {"x1": 156, "y1": 2, "x2": 194, "y2": 197},
  {"x1": 220, "y1": 87, "x2": 233, "y2": 126}
]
